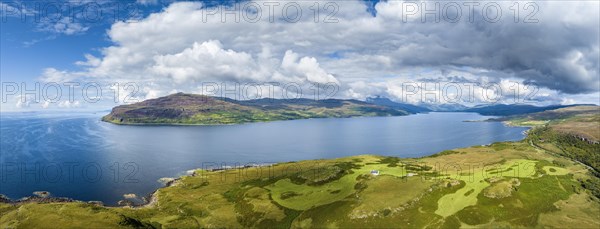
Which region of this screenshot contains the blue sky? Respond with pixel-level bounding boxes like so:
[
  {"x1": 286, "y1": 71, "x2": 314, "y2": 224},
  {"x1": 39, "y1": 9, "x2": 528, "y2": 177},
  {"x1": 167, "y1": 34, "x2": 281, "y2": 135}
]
[
  {"x1": 1, "y1": 0, "x2": 599, "y2": 111},
  {"x1": 1, "y1": 0, "x2": 157, "y2": 81}
]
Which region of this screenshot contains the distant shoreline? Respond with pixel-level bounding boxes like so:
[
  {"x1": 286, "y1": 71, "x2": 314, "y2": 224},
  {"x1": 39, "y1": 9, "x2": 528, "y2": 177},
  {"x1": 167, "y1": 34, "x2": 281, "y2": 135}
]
[
  {"x1": 1, "y1": 111, "x2": 536, "y2": 208},
  {"x1": 100, "y1": 114, "x2": 406, "y2": 126}
]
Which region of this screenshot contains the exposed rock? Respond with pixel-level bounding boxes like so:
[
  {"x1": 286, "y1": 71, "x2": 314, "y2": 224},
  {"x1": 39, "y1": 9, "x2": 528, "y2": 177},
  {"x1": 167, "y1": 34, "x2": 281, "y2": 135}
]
[
  {"x1": 0, "y1": 194, "x2": 11, "y2": 203},
  {"x1": 33, "y1": 191, "x2": 50, "y2": 198},
  {"x1": 123, "y1": 193, "x2": 137, "y2": 199},
  {"x1": 442, "y1": 179, "x2": 461, "y2": 187},
  {"x1": 88, "y1": 201, "x2": 104, "y2": 206},
  {"x1": 17, "y1": 196, "x2": 75, "y2": 204},
  {"x1": 118, "y1": 199, "x2": 135, "y2": 207},
  {"x1": 158, "y1": 177, "x2": 176, "y2": 185},
  {"x1": 484, "y1": 178, "x2": 520, "y2": 199},
  {"x1": 487, "y1": 177, "x2": 503, "y2": 183}
]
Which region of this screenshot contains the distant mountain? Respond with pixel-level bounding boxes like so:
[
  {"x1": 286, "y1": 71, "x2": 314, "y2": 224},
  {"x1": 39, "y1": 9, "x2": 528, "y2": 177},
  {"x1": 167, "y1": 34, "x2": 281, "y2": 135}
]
[
  {"x1": 418, "y1": 103, "x2": 469, "y2": 112},
  {"x1": 102, "y1": 93, "x2": 409, "y2": 125},
  {"x1": 461, "y1": 104, "x2": 588, "y2": 116},
  {"x1": 366, "y1": 97, "x2": 431, "y2": 114},
  {"x1": 365, "y1": 96, "x2": 470, "y2": 112}
]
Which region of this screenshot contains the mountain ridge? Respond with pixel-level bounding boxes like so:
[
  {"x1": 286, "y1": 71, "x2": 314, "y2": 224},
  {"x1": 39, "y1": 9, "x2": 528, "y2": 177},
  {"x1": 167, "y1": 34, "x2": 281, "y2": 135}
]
[
  {"x1": 461, "y1": 103, "x2": 592, "y2": 116},
  {"x1": 366, "y1": 97, "x2": 431, "y2": 114},
  {"x1": 103, "y1": 93, "x2": 596, "y2": 125},
  {"x1": 102, "y1": 93, "x2": 409, "y2": 125}
]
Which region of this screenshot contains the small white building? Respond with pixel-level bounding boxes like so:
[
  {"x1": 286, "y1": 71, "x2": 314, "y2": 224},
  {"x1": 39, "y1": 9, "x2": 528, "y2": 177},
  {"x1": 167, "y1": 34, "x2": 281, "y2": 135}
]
[{"x1": 370, "y1": 170, "x2": 380, "y2": 176}]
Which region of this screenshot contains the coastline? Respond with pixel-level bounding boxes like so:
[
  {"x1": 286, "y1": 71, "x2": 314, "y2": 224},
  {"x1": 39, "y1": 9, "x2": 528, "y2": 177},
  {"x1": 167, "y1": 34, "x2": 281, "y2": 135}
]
[
  {"x1": 101, "y1": 113, "x2": 405, "y2": 126},
  {"x1": 0, "y1": 163, "x2": 277, "y2": 208},
  {"x1": 0, "y1": 116, "x2": 531, "y2": 208},
  {"x1": 102, "y1": 111, "x2": 506, "y2": 127}
]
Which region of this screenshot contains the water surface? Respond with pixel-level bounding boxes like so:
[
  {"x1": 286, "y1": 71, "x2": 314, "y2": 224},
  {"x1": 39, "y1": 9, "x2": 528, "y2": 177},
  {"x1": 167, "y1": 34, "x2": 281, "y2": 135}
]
[{"x1": 0, "y1": 112, "x2": 528, "y2": 205}]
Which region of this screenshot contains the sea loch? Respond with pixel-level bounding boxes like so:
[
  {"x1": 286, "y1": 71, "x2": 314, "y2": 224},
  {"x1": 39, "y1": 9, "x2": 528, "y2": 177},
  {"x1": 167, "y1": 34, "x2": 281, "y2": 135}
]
[{"x1": 0, "y1": 112, "x2": 527, "y2": 205}]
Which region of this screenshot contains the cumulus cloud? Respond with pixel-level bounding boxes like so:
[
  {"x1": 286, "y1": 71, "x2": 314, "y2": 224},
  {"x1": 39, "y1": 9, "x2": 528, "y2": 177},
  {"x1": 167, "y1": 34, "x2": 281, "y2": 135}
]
[
  {"x1": 41, "y1": 0, "x2": 598, "y2": 105},
  {"x1": 39, "y1": 68, "x2": 82, "y2": 83},
  {"x1": 39, "y1": 17, "x2": 89, "y2": 35},
  {"x1": 152, "y1": 41, "x2": 316, "y2": 84},
  {"x1": 152, "y1": 40, "x2": 260, "y2": 83},
  {"x1": 281, "y1": 50, "x2": 340, "y2": 84}
]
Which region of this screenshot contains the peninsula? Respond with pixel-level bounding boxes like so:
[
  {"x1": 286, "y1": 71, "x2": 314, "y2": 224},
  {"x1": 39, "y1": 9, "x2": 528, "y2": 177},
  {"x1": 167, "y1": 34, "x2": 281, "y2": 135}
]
[
  {"x1": 2, "y1": 105, "x2": 599, "y2": 228},
  {"x1": 102, "y1": 93, "x2": 409, "y2": 125}
]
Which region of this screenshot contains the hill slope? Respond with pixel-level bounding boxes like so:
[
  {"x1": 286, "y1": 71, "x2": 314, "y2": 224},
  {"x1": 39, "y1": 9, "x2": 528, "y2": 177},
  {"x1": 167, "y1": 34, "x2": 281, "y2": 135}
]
[
  {"x1": 418, "y1": 103, "x2": 468, "y2": 112},
  {"x1": 366, "y1": 97, "x2": 431, "y2": 114},
  {"x1": 497, "y1": 105, "x2": 600, "y2": 141},
  {"x1": 499, "y1": 105, "x2": 600, "y2": 173},
  {"x1": 102, "y1": 93, "x2": 409, "y2": 125},
  {"x1": 461, "y1": 104, "x2": 584, "y2": 116},
  {"x1": 2, "y1": 132, "x2": 599, "y2": 228},
  {"x1": 4, "y1": 106, "x2": 600, "y2": 228}
]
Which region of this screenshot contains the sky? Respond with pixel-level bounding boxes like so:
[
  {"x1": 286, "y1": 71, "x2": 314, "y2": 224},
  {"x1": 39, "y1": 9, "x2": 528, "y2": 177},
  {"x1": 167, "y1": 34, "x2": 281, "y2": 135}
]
[{"x1": 0, "y1": 0, "x2": 599, "y2": 112}]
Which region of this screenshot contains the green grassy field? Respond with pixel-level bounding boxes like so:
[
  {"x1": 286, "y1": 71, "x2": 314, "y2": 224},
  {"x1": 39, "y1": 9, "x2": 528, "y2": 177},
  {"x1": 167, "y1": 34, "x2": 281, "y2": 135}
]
[
  {"x1": 2, "y1": 136, "x2": 599, "y2": 228},
  {"x1": 2, "y1": 106, "x2": 599, "y2": 228},
  {"x1": 102, "y1": 93, "x2": 408, "y2": 125}
]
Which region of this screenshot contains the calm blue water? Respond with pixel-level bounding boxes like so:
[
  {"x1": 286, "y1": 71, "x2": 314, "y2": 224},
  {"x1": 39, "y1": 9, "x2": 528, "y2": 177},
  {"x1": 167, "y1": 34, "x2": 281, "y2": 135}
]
[{"x1": 0, "y1": 112, "x2": 528, "y2": 205}]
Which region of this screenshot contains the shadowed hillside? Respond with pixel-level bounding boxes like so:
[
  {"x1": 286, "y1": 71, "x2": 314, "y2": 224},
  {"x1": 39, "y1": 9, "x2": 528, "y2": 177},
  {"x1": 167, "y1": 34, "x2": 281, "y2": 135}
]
[
  {"x1": 462, "y1": 104, "x2": 586, "y2": 116},
  {"x1": 102, "y1": 93, "x2": 409, "y2": 125}
]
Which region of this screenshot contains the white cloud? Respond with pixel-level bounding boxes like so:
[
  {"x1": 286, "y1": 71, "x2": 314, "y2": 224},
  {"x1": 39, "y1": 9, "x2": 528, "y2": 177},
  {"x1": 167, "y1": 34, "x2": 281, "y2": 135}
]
[
  {"x1": 39, "y1": 68, "x2": 81, "y2": 83},
  {"x1": 136, "y1": 0, "x2": 159, "y2": 5},
  {"x1": 58, "y1": 100, "x2": 81, "y2": 108},
  {"x1": 280, "y1": 50, "x2": 339, "y2": 84},
  {"x1": 37, "y1": 0, "x2": 599, "y2": 106},
  {"x1": 15, "y1": 95, "x2": 32, "y2": 109},
  {"x1": 149, "y1": 40, "x2": 338, "y2": 85},
  {"x1": 151, "y1": 40, "x2": 260, "y2": 83},
  {"x1": 37, "y1": 17, "x2": 89, "y2": 35}
]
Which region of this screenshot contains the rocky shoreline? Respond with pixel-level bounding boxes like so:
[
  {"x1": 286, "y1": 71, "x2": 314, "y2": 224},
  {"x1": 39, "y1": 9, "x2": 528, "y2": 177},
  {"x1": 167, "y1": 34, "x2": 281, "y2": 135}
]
[
  {"x1": 0, "y1": 193, "x2": 76, "y2": 205},
  {"x1": 0, "y1": 187, "x2": 168, "y2": 208},
  {"x1": 0, "y1": 163, "x2": 272, "y2": 209}
]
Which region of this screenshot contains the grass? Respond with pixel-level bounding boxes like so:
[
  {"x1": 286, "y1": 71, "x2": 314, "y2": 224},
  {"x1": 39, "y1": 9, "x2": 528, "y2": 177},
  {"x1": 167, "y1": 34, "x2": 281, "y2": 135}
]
[
  {"x1": 538, "y1": 193, "x2": 600, "y2": 228},
  {"x1": 507, "y1": 119, "x2": 549, "y2": 126},
  {"x1": 434, "y1": 159, "x2": 538, "y2": 217},
  {"x1": 266, "y1": 162, "x2": 411, "y2": 211},
  {"x1": 266, "y1": 176, "x2": 356, "y2": 210},
  {"x1": 4, "y1": 105, "x2": 600, "y2": 228},
  {"x1": 103, "y1": 93, "x2": 408, "y2": 125},
  {"x1": 2, "y1": 129, "x2": 599, "y2": 228},
  {"x1": 0, "y1": 203, "x2": 144, "y2": 229},
  {"x1": 455, "y1": 174, "x2": 579, "y2": 227},
  {"x1": 543, "y1": 166, "x2": 570, "y2": 176},
  {"x1": 483, "y1": 178, "x2": 520, "y2": 198},
  {"x1": 349, "y1": 175, "x2": 433, "y2": 218}
]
